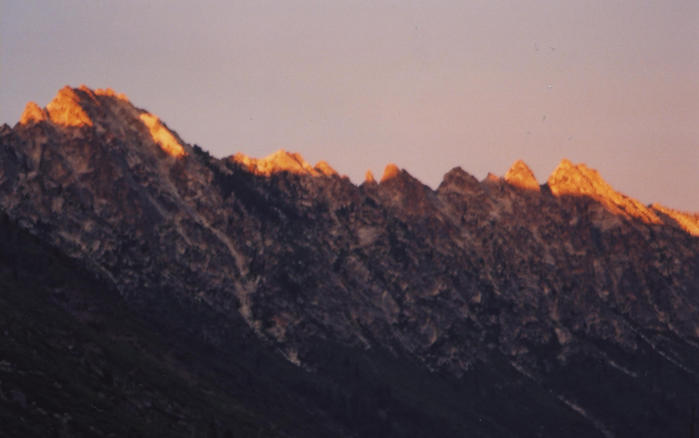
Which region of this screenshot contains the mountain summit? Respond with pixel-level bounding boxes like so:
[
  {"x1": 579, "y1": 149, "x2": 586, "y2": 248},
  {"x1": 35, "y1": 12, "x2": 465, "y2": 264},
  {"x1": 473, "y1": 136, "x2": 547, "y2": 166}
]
[
  {"x1": 20, "y1": 86, "x2": 129, "y2": 128},
  {"x1": 231, "y1": 149, "x2": 337, "y2": 177},
  {"x1": 1, "y1": 86, "x2": 698, "y2": 438},
  {"x1": 16, "y1": 85, "x2": 187, "y2": 159},
  {"x1": 504, "y1": 159, "x2": 539, "y2": 191},
  {"x1": 547, "y1": 158, "x2": 664, "y2": 224}
]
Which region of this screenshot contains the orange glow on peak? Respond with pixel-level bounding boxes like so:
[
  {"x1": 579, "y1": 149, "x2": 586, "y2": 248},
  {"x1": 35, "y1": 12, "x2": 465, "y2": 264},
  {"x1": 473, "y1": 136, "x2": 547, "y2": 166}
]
[
  {"x1": 45, "y1": 86, "x2": 92, "y2": 127},
  {"x1": 314, "y1": 160, "x2": 338, "y2": 177},
  {"x1": 548, "y1": 160, "x2": 617, "y2": 198},
  {"x1": 365, "y1": 170, "x2": 377, "y2": 184},
  {"x1": 75, "y1": 85, "x2": 129, "y2": 102},
  {"x1": 138, "y1": 113, "x2": 185, "y2": 158},
  {"x1": 19, "y1": 86, "x2": 132, "y2": 128},
  {"x1": 380, "y1": 163, "x2": 400, "y2": 183},
  {"x1": 232, "y1": 149, "x2": 323, "y2": 176},
  {"x1": 651, "y1": 204, "x2": 699, "y2": 236},
  {"x1": 19, "y1": 102, "x2": 48, "y2": 125},
  {"x1": 94, "y1": 87, "x2": 130, "y2": 101},
  {"x1": 548, "y1": 159, "x2": 661, "y2": 225},
  {"x1": 504, "y1": 159, "x2": 540, "y2": 191}
]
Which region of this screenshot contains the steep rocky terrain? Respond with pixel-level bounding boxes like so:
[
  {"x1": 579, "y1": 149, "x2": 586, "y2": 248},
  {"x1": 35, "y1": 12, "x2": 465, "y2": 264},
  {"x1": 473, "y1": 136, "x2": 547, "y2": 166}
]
[{"x1": 0, "y1": 86, "x2": 697, "y2": 437}]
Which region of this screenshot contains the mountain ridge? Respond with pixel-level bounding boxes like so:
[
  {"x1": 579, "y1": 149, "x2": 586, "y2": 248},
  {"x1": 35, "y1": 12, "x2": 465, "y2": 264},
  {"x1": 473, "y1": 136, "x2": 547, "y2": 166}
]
[
  {"x1": 1, "y1": 86, "x2": 698, "y2": 437},
  {"x1": 12, "y1": 85, "x2": 697, "y2": 218}
]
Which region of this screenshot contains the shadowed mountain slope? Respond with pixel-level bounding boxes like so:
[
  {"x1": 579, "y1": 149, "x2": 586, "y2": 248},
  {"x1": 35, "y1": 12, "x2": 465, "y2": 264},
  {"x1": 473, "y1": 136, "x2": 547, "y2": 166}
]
[{"x1": 1, "y1": 86, "x2": 698, "y2": 437}]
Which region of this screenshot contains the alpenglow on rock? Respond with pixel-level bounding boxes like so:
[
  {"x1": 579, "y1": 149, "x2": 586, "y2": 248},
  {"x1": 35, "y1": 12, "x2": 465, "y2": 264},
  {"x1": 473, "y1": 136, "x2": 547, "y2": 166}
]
[
  {"x1": 1, "y1": 86, "x2": 698, "y2": 438},
  {"x1": 504, "y1": 159, "x2": 540, "y2": 191}
]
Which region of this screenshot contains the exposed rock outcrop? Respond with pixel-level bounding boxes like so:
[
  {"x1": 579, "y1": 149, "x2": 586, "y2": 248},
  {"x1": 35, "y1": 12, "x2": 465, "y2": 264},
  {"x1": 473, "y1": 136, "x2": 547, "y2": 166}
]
[
  {"x1": 505, "y1": 159, "x2": 540, "y2": 191},
  {"x1": 1, "y1": 86, "x2": 697, "y2": 438},
  {"x1": 232, "y1": 149, "x2": 332, "y2": 177}
]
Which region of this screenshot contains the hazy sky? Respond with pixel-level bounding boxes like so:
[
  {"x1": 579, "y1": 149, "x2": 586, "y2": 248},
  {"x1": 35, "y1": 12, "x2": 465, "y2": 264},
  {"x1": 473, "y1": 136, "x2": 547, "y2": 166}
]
[{"x1": 2, "y1": 0, "x2": 698, "y2": 210}]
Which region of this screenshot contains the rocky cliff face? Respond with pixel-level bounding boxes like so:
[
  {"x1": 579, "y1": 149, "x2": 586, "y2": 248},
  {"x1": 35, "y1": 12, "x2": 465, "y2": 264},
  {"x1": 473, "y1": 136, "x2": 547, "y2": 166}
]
[{"x1": 1, "y1": 86, "x2": 698, "y2": 437}]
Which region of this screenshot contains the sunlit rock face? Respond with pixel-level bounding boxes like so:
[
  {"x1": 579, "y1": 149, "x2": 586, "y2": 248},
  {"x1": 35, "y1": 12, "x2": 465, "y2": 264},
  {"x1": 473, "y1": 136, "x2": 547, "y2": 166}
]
[
  {"x1": 231, "y1": 149, "x2": 336, "y2": 177},
  {"x1": 15, "y1": 85, "x2": 187, "y2": 160},
  {"x1": 313, "y1": 160, "x2": 337, "y2": 177},
  {"x1": 1, "y1": 86, "x2": 698, "y2": 438},
  {"x1": 379, "y1": 163, "x2": 401, "y2": 183},
  {"x1": 45, "y1": 86, "x2": 94, "y2": 127},
  {"x1": 19, "y1": 102, "x2": 47, "y2": 125},
  {"x1": 138, "y1": 113, "x2": 185, "y2": 157},
  {"x1": 504, "y1": 159, "x2": 540, "y2": 192},
  {"x1": 547, "y1": 159, "x2": 661, "y2": 224},
  {"x1": 364, "y1": 169, "x2": 377, "y2": 185},
  {"x1": 651, "y1": 203, "x2": 699, "y2": 236}
]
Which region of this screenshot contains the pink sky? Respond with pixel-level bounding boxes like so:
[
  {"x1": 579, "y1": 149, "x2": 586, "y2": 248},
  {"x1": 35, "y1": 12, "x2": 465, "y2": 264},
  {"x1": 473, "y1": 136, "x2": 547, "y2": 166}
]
[{"x1": 2, "y1": 0, "x2": 697, "y2": 210}]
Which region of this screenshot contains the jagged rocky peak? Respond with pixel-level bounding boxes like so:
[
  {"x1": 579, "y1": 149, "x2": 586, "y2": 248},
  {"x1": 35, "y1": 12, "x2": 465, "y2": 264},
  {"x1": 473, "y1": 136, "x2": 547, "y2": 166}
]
[
  {"x1": 481, "y1": 172, "x2": 502, "y2": 186},
  {"x1": 231, "y1": 149, "x2": 334, "y2": 177},
  {"x1": 19, "y1": 101, "x2": 48, "y2": 125},
  {"x1": 380, "y1": 163, "x2": 401, "y2": 183},
  {"x1": 547, "y1": 159, "x2": 662, "y2": 224},
  {"x1": 377, "y1": 164, "x2": 426, "y2": 190},
  {"x1": 374, "y1": 163, "x2": 434, "y2": 215},
  {"x1": 44, "y1": 86, "x2": 93, "y2": 127},
  {"x1": 364, "y1": 170, "x2": 377, "y2": 185},
  {"x1": 313, "y1": 160, "x2": 338, "y2": 177},
  {"x1": 505, "y1": 159, "x2": 540, "y2": 192},
  {"x1": 16, "y1": 85, "x2": 186, "y2": 158},
  {"x1": 546, "y1": 159, "x2": 640, "y2": 207},
  {"x1": 376, "y1": 163, "x2": 431, "y2": 203},
  {"x1": 547, "y1": 158, "x2": 609, "y2": 197},
  {"x1": 437, "y1": 167, "x2": 482, "y2": 195},
  {"x1": 28, "y1": 85, "x2": 131, "y2": 128}
]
